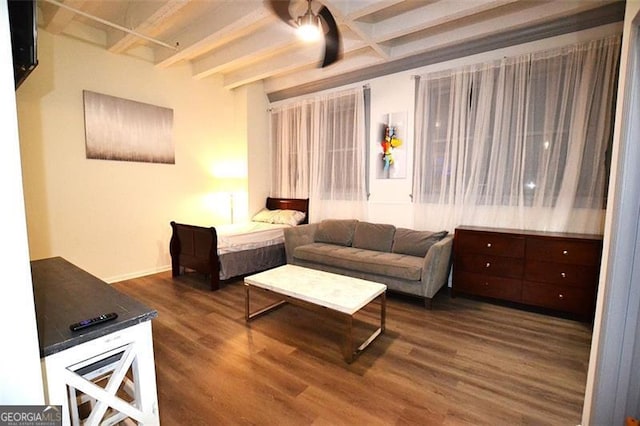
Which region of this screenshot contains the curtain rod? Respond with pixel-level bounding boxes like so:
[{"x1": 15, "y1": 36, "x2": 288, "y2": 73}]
[
  {"x1": 43, "y1": 0, "x2": 179, "y2": 51},
  {"x1": 267, "y1": 83, "x2": 370, "y2": 110}
]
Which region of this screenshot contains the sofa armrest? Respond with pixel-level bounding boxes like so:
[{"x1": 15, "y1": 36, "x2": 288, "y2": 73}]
[
  {"x1": 420, "y1": 235, "x2": 454, "y2": 298},
  {"x1": 283, "y1": 223, "x2": 318, "y2": 264}
]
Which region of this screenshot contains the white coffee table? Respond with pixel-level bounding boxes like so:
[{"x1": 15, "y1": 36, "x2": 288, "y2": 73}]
[{"x1": 244, "y1": 264, "x2": 386, "y2": 363}]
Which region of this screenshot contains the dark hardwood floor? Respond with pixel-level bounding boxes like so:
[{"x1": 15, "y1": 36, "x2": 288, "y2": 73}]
[{"x1": 112, "y1": 271, "x2": 593, "y2": 425}]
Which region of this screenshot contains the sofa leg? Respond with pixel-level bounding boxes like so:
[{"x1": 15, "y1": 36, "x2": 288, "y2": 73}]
[{"x1": 424, "y1": 297, "x2": 433, "y2": 309}]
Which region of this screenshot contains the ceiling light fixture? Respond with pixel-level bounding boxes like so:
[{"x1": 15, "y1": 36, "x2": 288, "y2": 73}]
[
  {"x1": 296, "y1": 1, "x2": 322, "y2": 42},
  {"x1": 268, "y1": 0, "x2": 342, "y2": 67}
]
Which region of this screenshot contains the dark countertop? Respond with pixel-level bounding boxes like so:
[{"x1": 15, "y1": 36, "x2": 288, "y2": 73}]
[{"x1": 32, "y1": 257, "x2": 158, "y2": 358}]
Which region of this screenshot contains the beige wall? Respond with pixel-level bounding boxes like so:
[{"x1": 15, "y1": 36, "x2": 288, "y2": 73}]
[
  {"x1": 16, "y1": 30, "x2": 248, "y2": 282},
  {"x1": 229, "y1": 81, "x2": 270, "y2": 224},
  {"x1": 244, "y1": 82, "x2": 271, "y2": 219}
]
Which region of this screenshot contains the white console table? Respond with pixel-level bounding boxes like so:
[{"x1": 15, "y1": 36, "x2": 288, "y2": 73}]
[{"x1": 32, "y1": 257, "x2": 159, "y2": 425}]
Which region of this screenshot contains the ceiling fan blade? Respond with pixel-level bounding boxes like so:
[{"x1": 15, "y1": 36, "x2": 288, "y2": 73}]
[
  {"x1": 266, "y1": 0, "x2": 295, "y2": 27},
  {"x1": 318, "y1": 5, "x2": 341, "y2": 67}
]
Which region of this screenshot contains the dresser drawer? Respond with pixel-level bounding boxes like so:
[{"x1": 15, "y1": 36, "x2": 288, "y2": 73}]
[
  {"x1": 454, "y1": 271, "x2": 522, "y2": 302},
  {"x1": 456, "y1": 254, "x2": 523, "y2": 279},
  {"x1": 526, "y1": 238, "x2": 602, "y2": 265},
  {"x1": 455, "y1": 230, "x2": 525, "y2": 258},
  {"x1": 525, "y1": 260, "x2": 599, "y2": 288},
  {"x1": 522, "y1": 282, "x2": 596, "y2": 316}
]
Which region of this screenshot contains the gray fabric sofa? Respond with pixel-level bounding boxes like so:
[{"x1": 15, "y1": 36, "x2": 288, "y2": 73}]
[{"x1": 283, "y1": 219, "x2": 453, "y2": 308}]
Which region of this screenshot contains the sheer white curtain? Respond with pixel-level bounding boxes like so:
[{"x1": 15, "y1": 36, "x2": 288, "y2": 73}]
[
  {"x1": 271, "y1": 87, "x2": 367, "y2": 222},
  {"x1": 413, "y1": 35, "x2": 620, "y2": 234}
]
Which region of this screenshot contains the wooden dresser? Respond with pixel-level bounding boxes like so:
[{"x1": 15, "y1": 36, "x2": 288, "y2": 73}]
[{"x1": 452, "y1": 226, "x2": 603, "y2": 318}]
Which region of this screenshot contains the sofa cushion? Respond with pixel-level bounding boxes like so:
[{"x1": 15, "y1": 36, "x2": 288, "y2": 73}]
[
  {"x1": 293, "y1": 243, "x2": 423, "y2": 281},
  {"x1": 314, "y1": 219, "x2": 358, "y2": 247},
  {"x1": 392, "y1": 229, "x2": 448, "y2": 257},
  {"x1": 352, "y1": 222, "x2": 396, "y2": 252}
]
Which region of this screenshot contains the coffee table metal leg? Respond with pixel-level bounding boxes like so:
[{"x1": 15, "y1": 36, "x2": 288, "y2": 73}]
[
  {"x1": 244, "y1": 283, "x2": 287, "y2": 322},
  {"x1": 245, "y1": 283, "x2": 250, "y2": 322},
  {"x1": 343, "y1": 315, "x2": 354, "y2": 363},
  {"x1": 343, "y1": 292, "x2": 386, "y2": 363},
  {"x1": 381, "y1": 292, "x2": 386, "y2": 332}
]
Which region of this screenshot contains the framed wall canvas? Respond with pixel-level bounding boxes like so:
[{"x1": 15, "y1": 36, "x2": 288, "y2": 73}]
[{"x1": 83, "y1": 90, "x2": 174, "y2": 164}]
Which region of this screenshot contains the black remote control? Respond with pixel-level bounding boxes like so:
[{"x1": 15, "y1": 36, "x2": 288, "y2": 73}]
[{"x1": 69, "y1": 312, "x2": 118, "y2": 331}]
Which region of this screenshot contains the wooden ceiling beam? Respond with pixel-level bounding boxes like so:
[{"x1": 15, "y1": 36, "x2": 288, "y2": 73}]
[{"x1": 107, "y1": 0, "x2": 190, "y2": 54}]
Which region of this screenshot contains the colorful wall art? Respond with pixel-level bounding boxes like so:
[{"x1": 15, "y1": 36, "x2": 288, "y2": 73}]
[{"x1": 376, "y1": 111, "x2": 407, "y2": 179}]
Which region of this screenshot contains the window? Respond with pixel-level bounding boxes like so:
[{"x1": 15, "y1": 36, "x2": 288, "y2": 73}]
[
  {"x1": 271, "y1": 87, "x2": 367, "y2": 221},
  {"x1": 413, "y1": 35, "x2": 621, "y2": 233}
]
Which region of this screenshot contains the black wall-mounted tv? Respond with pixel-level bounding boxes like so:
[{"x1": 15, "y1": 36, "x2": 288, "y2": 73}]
[{"x1": 8, "y1": 0, "x2": 38, "y2": 89}]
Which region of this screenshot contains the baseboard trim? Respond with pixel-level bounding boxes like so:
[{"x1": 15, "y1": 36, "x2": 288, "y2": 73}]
[{"x1": 105, "y1": 265, "x2": 172, "y2": 284}]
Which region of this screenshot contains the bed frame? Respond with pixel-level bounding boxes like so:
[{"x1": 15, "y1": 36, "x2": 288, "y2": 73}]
[{"x1": 170, "y1": 197, "x2": 309, "y2": 290}]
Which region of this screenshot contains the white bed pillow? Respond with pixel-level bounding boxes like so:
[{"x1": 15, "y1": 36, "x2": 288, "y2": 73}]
[
  {"x1": 251, "y1": 208, "x2": 278, "y2": 223},
  {"x1": 271, "y1": 209, "x2": 306, "y2": 226},
  {"x1": 252, "y1": 209, "x2": 305, "y2": 226}
]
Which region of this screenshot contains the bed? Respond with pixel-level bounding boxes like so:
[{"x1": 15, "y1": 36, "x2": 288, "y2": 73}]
[{"x1": 170, "y1": 197, "x2": 309, "y2": 290}]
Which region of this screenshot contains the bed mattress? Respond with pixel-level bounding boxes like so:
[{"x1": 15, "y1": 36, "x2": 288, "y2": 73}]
[{"x1": 215, "y1": 222, "x2": 289, "y2": 254}]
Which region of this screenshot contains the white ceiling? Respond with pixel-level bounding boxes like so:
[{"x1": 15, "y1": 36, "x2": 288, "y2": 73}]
[{"x1": 38, "y1": 0, "x2": 625, "y2": 100}]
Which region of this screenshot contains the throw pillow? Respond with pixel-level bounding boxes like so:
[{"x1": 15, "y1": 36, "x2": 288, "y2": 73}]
[
  {"x1": 352, "y1": 222, "x2": 396, "y2": 252},
  {"x1": 314, "y1": 219, "x2": 358, "y2": 246},
  {"x1": 392, "y1": 229, "x2": 448, "y2": 257}
]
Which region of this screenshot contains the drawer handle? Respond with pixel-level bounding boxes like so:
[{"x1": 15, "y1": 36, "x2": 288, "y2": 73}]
[
  {"x1": 485, "y1": 262, "x2": 491, "y2": 268},
  {"x1": 558, "y1": 293, "x2": 564, "y2": 299},
  {"x1": 561, "y1": 272, "x2": 566, "y2": 278},
  {"x1": 562, "y1": 250, "x2": 568, "y2": 255},
  {"x1": 484, "y1": 282, "x2": 489, "y2": 286},
  {"x1": 487, "y1": 243, "x2": 492, "y2": 248}
]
